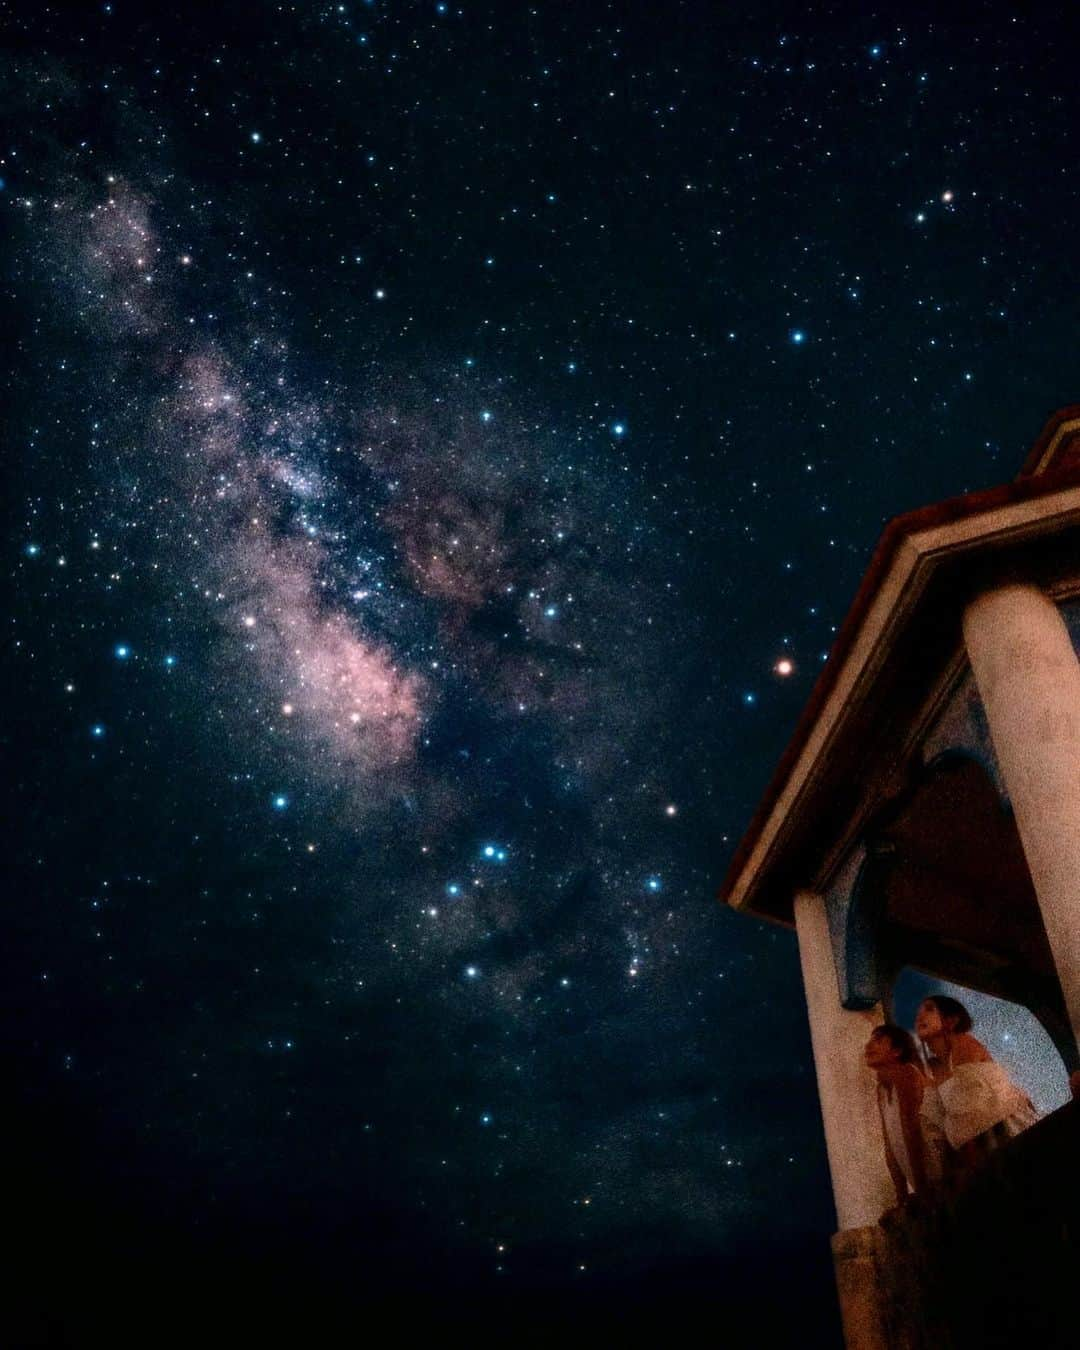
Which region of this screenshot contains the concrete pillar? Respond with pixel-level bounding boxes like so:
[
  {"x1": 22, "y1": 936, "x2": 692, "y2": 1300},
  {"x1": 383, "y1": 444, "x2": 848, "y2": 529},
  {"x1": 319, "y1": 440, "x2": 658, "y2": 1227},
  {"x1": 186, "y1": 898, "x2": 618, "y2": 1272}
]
[
  {"x1": 794, "y1": 891, "x2": 895, "y2": 1230},
  {"x1": 963, "y1": 584, "x2": 1080, "y2": 1046},
  {"x1": 831, "y1": 1228, "x2": 891, "y2": 1350}
]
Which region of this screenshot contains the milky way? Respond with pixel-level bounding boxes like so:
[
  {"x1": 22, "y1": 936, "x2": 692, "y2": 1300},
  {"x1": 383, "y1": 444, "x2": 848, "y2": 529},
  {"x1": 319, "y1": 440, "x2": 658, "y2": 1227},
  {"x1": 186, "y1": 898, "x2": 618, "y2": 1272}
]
[
  {"x1": 17, "y1": 152, "x2": 760, "y2": 1255},
  {"x1": 6, "y1": 4, "x2": 1077, "y2": 1336}
]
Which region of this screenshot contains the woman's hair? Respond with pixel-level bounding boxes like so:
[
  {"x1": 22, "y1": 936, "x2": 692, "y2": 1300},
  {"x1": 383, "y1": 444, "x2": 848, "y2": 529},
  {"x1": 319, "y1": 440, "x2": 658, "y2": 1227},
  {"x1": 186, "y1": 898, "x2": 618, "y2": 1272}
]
[
  {"x1": 871, "y1": 1024, "x2": 919, "y2": 1064},
  {"x1": 923, "y1": 994, "x2": 973, "y2": 1034}
]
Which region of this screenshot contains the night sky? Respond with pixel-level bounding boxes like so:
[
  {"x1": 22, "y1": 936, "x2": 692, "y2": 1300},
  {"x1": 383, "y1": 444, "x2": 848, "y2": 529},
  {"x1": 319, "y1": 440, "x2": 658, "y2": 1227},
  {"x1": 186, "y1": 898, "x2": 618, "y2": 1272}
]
[{"x1": 4, "y1": 3, "x2": 1078, "y2": 1343}]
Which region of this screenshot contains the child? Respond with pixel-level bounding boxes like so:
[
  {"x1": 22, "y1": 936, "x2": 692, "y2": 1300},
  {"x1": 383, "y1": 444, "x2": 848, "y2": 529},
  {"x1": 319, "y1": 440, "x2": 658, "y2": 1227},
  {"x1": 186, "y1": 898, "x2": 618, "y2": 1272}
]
[
  {"x1": 914, "y1": 994, "x2": 1039, "y2": 1180},
  {"x1": 864, "y1": 1024, "x2": 940, "y2": 1209}
]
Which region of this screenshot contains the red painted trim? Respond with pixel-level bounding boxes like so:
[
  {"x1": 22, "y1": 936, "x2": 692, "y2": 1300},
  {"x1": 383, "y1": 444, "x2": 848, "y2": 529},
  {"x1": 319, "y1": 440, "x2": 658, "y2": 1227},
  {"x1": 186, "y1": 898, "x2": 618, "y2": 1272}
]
[
  {"x1": 1018, "y1": 405, "x2": 1080, "y2": 477},
  {"x1": 718, "y1": 409, "x2": 1080, "y2": 908}
]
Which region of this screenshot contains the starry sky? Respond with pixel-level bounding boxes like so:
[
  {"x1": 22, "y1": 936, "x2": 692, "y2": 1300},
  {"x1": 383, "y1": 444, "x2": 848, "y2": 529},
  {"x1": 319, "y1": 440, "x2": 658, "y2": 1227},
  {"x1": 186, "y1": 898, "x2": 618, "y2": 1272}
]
[{"x1": 4, "y1": 2, "x2": 1078, "y2": 1343}]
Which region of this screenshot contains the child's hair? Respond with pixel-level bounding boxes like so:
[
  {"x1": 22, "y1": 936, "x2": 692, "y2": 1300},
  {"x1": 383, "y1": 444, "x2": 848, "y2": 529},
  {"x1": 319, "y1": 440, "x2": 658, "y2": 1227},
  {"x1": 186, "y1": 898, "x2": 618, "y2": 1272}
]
[
  {"x1": 871, "y1": 1024, "x2": 919, "y2": 1064},
  {"x1": 923, "y1": 994, "x2": 973, "y2": 1034}
]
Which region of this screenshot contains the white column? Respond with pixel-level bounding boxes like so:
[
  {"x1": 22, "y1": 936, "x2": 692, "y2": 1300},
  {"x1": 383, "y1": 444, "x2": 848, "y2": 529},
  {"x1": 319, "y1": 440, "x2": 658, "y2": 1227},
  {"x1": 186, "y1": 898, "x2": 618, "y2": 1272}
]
[
  {"x1": 794, "y1": 891, "x2": 895, "y2": 1230},
  {"x1": 963, "y1": 583, "x2": 1080, "y2": 1045}
]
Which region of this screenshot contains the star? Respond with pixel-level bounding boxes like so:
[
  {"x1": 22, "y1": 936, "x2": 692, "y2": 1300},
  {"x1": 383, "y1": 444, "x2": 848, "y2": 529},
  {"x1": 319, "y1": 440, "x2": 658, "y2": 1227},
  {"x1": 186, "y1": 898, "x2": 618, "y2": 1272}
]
[{"x1": 12, "y1": 5, "x2": 1072, "y2": 1313}]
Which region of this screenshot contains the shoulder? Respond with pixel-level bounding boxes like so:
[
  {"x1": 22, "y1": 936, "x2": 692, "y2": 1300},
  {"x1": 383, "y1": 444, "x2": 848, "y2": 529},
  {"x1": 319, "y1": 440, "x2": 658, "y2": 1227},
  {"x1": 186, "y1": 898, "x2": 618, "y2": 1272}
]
[
  {"x1": 951, "y1": 1033, "x2": 991, "y2": 1065},
  {"x1": 897, "y1": 1064, "x2": 926, "y2": 1100}
]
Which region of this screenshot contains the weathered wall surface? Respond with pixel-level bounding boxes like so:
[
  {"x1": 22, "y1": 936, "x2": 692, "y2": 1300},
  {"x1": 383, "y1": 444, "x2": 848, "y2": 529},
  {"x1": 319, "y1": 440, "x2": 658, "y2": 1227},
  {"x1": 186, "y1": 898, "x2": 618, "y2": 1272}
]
[{"x1": 834, "y1": 1099, "x2": 1079, "y2": 1349}]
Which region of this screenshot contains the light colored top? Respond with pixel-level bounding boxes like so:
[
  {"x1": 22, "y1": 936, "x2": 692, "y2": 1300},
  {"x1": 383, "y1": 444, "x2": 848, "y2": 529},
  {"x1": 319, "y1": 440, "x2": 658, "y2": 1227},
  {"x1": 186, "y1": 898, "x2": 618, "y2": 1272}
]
[
  {"x1": 878, "y1": 1082, "x2": 942, "y2": 1191},
  {"x1": 920, "y1": 1061, "x2": 1039, "y2": 1150}
]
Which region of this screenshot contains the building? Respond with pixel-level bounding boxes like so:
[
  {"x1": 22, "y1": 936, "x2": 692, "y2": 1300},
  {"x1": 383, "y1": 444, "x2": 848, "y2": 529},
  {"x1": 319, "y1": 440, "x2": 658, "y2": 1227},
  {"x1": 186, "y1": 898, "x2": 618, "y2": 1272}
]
[{"x1": 719, "y1": 407, "x2": 1080, "y2": 1348}]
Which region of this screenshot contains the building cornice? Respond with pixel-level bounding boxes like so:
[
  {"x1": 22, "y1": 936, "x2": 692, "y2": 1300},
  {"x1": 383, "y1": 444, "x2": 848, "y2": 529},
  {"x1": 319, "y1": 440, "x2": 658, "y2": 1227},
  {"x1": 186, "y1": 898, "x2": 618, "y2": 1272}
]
[{"x1": 719, "y1": 409, "x2": 1080, "y2": 925}]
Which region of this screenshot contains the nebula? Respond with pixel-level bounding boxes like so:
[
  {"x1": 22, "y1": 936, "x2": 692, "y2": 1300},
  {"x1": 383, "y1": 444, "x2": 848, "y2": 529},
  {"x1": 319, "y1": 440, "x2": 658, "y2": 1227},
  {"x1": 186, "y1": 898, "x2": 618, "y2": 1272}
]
[{"x1": 54, "y1": 182, "x2": 431, "y2": 790}]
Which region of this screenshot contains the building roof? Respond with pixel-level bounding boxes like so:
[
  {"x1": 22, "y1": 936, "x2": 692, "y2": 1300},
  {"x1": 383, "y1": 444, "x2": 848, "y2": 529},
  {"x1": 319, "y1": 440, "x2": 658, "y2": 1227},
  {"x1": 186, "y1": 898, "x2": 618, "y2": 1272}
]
[{"x1": 718, "y1": 407, "x2": 1080, "y2": 925}]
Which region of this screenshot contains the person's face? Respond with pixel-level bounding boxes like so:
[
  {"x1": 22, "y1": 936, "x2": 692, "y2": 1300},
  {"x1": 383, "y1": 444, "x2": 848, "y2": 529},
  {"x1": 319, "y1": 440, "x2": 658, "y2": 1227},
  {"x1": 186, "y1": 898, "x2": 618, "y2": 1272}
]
[
  {"x1": 914, "y1": 1000, "x2": 945, "y2": 1039},
  {"x1": 865, "y1": 1033, "x2": 900, "y2": 1069}
]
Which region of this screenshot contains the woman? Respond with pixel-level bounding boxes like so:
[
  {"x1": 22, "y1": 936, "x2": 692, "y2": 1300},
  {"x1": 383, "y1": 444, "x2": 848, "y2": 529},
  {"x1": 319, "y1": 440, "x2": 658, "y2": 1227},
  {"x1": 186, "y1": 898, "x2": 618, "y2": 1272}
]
[
  {"x1": 864, "y1": 1024, "x2": 940, "y2": 1209},
  {"x1": 914, "y1": 994, "x2": 1039, "y2": 1182}
]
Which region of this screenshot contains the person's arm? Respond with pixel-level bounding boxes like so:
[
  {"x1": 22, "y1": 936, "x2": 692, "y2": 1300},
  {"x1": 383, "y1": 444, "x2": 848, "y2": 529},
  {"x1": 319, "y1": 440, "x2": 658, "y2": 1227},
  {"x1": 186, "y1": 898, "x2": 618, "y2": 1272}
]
[
  {"x1": 878, "y1": 1097, "x2": 908, "y2": 1205},
  {"x1": 897, "y1": 1072, "x2": 931, "y2": 1197}
]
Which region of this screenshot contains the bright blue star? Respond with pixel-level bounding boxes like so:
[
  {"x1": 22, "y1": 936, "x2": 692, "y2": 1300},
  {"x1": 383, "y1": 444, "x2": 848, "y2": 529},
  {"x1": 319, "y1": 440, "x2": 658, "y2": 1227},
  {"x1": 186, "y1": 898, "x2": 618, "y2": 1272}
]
[
  {"x1": 91, "y1": 724, "x2": 106, "y2": 738},
  {"x1": 465, "y1": 965, "x2": 480, "y2": 979},
  {"x1": 743, "y1": 692, "x2": 757, "y2": 706},
  {"x1": 446, "y1": 882, "x2": 461, "y2": 897},
  {"x1": 114, "y1": 644, "x2": 130, "y2": 660},
  {"x1": 164, "y1": 654, "x2": 177, "y2": 669},
  {"x1": 869, "y1": 44, "x2": 883, "y2": 58},
  {"x1": 480, "y1": 1112, "x2": 492, "y2": 1125},
  {"x1": 25, "y1": 543, "x2": 40, "y2": 557},
  {"x1": 611, "y1": 422, "x2": 627, "y2": 437},
  {"x1": 480, "y1": 410, "x2": 493, "y2": 423},
  {"x1": 790, "y1": 329, "x2": 806, "y2": 345},
  {"x1": 272, "y1": 793, "x2": 289, "y2": 811},
  {"x1": 646, "y1": 876, "x2": 662, "y2": 893},
  {"x1": 544, "y1": 605, "x2": 558, "y2": 618}
]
